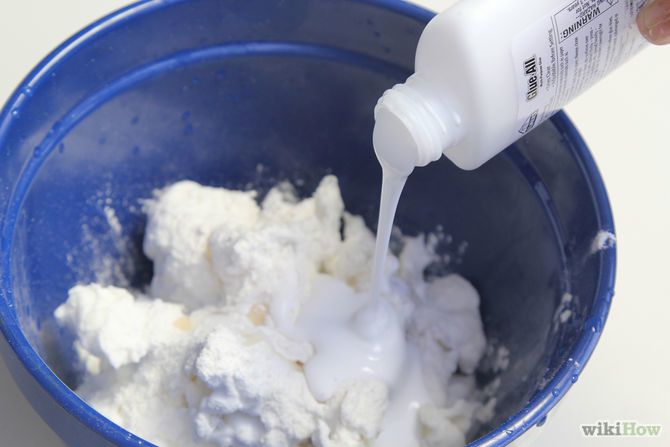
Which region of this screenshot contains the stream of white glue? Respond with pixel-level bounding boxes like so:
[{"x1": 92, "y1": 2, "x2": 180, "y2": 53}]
[
  {"x1": 353, "y1": 170, "x2": 408, "y2": 338},
  {"x1": 297, "y1": 169, "x2": 410, "y2": 401},
  {"x1": 294, "y1": 156, "x2": 429, "y2": 446},
  {"x1": 372, "y1": 171, "x2": 408, "y2": 299}
]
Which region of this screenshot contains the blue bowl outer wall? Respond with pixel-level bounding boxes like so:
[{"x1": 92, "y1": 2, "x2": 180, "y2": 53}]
[{"x1": 0, "y1": 1, "x2": 616, "y2": 446}]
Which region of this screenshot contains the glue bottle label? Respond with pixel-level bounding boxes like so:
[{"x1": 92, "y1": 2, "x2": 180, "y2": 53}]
[{"x1": 512, "y1": 0, "x2": 647, "y2": 136}]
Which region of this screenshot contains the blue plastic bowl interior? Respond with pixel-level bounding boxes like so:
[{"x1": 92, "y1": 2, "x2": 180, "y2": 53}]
[{"x1": 0, "y1": 1, "x2": 615, "y2": 446}]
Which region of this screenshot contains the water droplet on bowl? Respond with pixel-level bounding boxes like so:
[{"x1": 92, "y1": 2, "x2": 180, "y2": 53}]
[
  {"x1": 33, "y1": 145, "x2": 47, "y2": 158},
  {"x1": 552, "y1": 388, "x2": 560, "y2": 397},
  {"x1": 536, "y1": 416, "x2": 547, "y2": 427},
  {"x1": 587, "y1": 316, "x2": 603, "y2": 333},
  {"x1": 11, "y1": 109, "x2": 20, "y2": 118},
  {"x1": 571, "y1": 374, "x2": 579, "y2": 383}
]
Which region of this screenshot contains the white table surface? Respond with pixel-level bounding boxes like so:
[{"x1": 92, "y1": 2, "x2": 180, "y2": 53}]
[{"x1": 1, "y1": 1, "x2": 668, "y2": 446}]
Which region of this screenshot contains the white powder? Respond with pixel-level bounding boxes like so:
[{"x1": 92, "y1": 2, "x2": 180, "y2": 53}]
[
  {"x1": 590, "y1": 230, "x2": 616, "y2": 253},
  {"x1": 56, "y1": 176, "x2": 490, "y2": 447},
  {"x1": 103, "y1": 206, "x2": 122, "y2": 236},
  {"x1": 552, "y1": 292, "x2": 575, "y2": 328},
  {"x1": 143, "y1": 181, "x2": 260, "y2": 309}
]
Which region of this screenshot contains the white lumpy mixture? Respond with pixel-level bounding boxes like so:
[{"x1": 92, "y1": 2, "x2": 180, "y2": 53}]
[{"x1": 55, "y1": 176, "x2": 492, "y2": 447}]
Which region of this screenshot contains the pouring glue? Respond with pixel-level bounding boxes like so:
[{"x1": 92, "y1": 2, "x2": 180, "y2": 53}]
[{"x1": 364, "y1": 0, "x2": 647, "y2": 319}]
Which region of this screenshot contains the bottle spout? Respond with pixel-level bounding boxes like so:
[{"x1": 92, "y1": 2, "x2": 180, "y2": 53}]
[
  {"x1": 373, "y1": 75, "x2": 460, "y2": 176},
  {"x1": 373, "y1": 105, "x2": 419, "y2": 177}
]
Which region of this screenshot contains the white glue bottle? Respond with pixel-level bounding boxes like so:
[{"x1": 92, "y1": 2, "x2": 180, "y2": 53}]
[{"x1": 374, "y1": 0, "x2": 648, "y2": 175}]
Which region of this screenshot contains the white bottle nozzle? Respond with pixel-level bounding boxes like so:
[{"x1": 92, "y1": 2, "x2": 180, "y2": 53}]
[{"x1": 373, "y1": 75, "x2": 459, "y2": 176}]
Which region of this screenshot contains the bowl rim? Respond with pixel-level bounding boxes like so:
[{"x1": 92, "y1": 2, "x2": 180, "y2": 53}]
[{"x1": 0, "y1": 1, "x2": 616, "y2": 446}]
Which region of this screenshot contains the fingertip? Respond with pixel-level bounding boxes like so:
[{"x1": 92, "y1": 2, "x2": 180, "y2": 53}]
[
  {"x1": 637, "y1": 12, "x2": 652, "y2": 42},
  {"x1": 638, "y1": 0, "x2": 670, "y2": 45},
  {"x1": 650, "y1": 26, "x2": 670, "y2": 45}
]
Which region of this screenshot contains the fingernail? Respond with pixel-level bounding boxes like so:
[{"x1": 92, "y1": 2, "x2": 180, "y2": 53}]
[
  {"x1": 649, "y1": 20, "x2": 670, "y2": 45},
  {"x1": 641, "y1": 0, "x2": 670, "y2": 29}
]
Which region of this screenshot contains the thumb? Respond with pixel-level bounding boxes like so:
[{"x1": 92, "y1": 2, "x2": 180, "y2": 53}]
[{"x1": 638, "y1": 0, "x2": 670, "y2": 45}]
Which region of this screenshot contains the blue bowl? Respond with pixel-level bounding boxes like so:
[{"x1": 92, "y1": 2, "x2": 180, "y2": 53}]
[{"x1": 0, "y1": 1, "x2": 616, "y2": 446}]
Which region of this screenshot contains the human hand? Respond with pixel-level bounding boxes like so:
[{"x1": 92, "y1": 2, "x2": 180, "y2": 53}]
[{"x1": 638, "y1": 0, "x2": 670, "y2": 45}]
